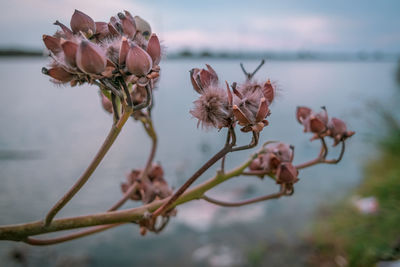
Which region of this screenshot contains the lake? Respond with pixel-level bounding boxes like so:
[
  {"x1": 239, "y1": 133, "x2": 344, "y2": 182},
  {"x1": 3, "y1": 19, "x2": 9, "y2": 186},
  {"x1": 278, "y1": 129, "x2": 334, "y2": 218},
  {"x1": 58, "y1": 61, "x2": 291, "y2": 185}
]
[{"x1": 0, "y1": 57, "x2": 398, "y2": 266}]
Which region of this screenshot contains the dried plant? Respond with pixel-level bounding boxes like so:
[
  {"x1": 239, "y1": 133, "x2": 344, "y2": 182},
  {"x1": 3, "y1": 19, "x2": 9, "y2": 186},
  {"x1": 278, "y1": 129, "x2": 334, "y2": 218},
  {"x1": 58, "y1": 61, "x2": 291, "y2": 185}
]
[{"x1": 0, "y1": 9, "x2": 354, "y2": 245}]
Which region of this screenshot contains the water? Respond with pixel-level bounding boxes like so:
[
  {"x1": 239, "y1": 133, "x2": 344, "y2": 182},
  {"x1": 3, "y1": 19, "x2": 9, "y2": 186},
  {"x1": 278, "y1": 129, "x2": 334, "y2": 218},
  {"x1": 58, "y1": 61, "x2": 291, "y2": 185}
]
[{"x1": 0, "y1": 58, "x2": 398, "y2": 266}]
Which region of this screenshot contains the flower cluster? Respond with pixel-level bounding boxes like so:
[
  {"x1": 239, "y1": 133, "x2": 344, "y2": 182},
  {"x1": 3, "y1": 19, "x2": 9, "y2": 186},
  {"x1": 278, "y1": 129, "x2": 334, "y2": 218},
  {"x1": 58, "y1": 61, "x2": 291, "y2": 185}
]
[
  {"x1": 42, "y1": 9, "x2": 161, "y2": 109},
  {"x1": 250, "y1": 142, "x2": 299, "y2": 185},
  {"x1": 121, "y1": 163, "x2": 173, "y2": 204},
  {"x1": 189, "y1": 65, "x2": 275, "y2": 132},
  {"x1": 296, "y1": 106, "x2": 355, "y2": 145}
]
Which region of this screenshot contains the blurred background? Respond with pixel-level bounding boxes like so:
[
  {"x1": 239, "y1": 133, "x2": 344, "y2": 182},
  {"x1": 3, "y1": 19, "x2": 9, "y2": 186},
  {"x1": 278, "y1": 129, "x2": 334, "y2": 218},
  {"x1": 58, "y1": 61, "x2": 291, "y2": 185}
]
[{"x1": 0, "y1": 0, "x2": 400, "y2": 266}]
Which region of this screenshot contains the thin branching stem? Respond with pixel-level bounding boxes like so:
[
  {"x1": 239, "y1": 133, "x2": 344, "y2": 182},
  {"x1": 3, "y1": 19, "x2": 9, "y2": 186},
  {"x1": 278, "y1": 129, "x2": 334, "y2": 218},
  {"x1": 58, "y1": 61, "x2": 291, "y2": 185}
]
[
  {"x1": 44, "y1": 106, "x2": 133, "y2": 226},
  {"x1": 29, "y1": 115, "x2": 158, "y2": 245},
  {"x1": 202, "y1": 185, "x2": 285, "y2": 207}
]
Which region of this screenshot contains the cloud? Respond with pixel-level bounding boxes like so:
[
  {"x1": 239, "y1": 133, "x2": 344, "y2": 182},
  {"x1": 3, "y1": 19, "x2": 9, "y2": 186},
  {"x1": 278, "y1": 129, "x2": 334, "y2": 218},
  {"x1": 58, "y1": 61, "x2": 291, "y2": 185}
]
[{"x1": 163, "y1": 15, "x2": 338, "y2": 51}]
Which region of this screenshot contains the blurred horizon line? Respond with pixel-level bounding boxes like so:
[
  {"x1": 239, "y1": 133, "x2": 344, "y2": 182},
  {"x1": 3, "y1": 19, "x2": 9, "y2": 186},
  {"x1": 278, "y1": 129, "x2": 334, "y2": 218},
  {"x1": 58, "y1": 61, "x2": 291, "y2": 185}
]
[{"x1": 0, "y1": 47, "x2": 399, "y2": 62}]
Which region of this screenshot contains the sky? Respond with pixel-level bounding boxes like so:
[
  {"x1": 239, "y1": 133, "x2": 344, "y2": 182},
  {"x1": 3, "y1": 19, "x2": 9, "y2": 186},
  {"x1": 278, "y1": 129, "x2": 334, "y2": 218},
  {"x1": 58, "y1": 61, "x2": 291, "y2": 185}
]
[{"x1": 1, "y1": 0, "x2": 400, "y2": 53}]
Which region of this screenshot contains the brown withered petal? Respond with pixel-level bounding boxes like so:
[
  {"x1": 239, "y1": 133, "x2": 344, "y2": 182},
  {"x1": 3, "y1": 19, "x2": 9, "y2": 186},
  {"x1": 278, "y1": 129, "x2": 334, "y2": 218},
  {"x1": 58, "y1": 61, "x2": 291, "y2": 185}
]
[
  {"x1": 199, "y1": 69, "x2": 215, "y2": 88},
  {"x1": 54, "y1": 20, "x2": 73, "y2": 38},
  {"x1": 119, "y1": 37, "x2": 130, "y2": 66},
  {"x1": 309, "y1": 116, "x2": 327, "y2": 134},
  {"x1": 107, "y1": 23, "x2": 120, "y2": 37},
  {"x1": 251, "y1": 121, "x2": 266, "y2": 132},
  {"x1": 276, "y1": 162, "x2": 299, "y2": 185},
  {"x1": 190, "y1": 68, "x2": 202, "y2": 94},
  {"x1": 206, "y1": 64, "x2": 218, "y2": 80},
  {"x1": 225, "y1": 81, "x2": 233, "y2": 105},
  {"x1": 146, "y1": 34, "x2": 161, "y2": 65},
  {"x1": 70, "y1": 9, "x2": 96, "y2": 34},
  {"x1": 61, "y1": 40, "x2": 78, "y2": 67},
  {"x1": 118, "y1": 12, "x2": 137, "y2": 38},
  {"x1": 95, "y1": 22, "x2": 109, "y2": 39},
  {"x1": 233, "y1": 105, "x2": 251, "y2": 125},
  {"x1": 255, "y1": 98, "x2": 269, "y2": 122},
  {"x1": 296, "y1": 106, "x2": 312, "y2": 123},
  {"x1": 263, "y1": 79, "x2": 275, "y2": 104},
  {"x1": 76, "y1": 40, "x2": 107, "y2": 74},
  {"x1": 44, "y1": 67, "x2": 73, "y2": 82},
  {"x1": 126, "y1": 44, "x2": 153, "y2": 76},
  {"x1": 232, "y1": 85, "x2": 243, "y2": 99},
  {"x1": 124, "y1": 10, "x2": 135, "y2": 22},
  {"x1": 43, "y1": 35, "x2": 61, "y2": 54}
]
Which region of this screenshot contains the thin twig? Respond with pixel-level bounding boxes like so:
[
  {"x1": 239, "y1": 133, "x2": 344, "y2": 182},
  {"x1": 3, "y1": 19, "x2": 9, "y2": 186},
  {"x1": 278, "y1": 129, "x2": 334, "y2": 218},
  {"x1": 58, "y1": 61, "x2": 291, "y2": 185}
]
[
  {"x1": 231, "y1": 131, "x2": 259, "y2": 152},
  {"x1": 30, "y1": 116, "x2": 158, "y2": 244},
  {"x1": 325, "y1": 140, "x2": 345, "y2": 164},
  {"x1": 133, "y1": 84, "x2": 152, "y2": 111},
  {"x1": 44, "y1": 106, "x2": 133, "y2": 226},
  {"x1": 152, "y1": 141, "x2": 233, "y2": 218},
  {"x1": 119, "y1": 77, "x2": 133, "y2": 107},
  {"x1": 202, "y1": 185, "x2": 285, "y2": 207},
  {"x1": 24, "y1": 224, "x2": 121, "y2": 246}
]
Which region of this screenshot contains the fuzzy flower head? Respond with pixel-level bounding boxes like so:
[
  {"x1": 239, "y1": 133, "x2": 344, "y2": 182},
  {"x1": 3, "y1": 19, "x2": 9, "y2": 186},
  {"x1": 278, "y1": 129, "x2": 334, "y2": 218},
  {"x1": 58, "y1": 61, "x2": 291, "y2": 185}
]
[
  {"x1": 189, "y1": 65, "x2": 233, "y2": 129},
  {"x1": 42, "y1": 10, "x2": 161, "y2": 88},
  {"x1": 232, "y1": 81, "x2": 271, "y2": 132}
]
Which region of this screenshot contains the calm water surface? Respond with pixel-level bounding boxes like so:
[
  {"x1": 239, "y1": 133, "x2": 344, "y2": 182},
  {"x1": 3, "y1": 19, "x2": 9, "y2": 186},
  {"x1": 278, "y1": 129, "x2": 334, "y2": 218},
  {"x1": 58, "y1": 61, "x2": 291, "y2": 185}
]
[{"x1": 0, "y1": 58, "x2": 398, "y2": 266}]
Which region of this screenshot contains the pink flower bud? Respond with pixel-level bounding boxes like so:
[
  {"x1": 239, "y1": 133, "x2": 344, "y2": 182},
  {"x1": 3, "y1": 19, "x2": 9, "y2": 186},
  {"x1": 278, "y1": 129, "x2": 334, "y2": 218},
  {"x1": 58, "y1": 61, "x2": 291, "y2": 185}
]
[
  {"x1": 118, "y1": 37, "x2": 130, "y2": 66},
  {"x1": 70, "y1": 9, "x2": 96, "y2": 35},
  {"x1": 118, "y1": 12, "x2": 136, "y2": 38},
  {"x1": 126, "y1": 44, "x2": 153, "y2": 76},
  {"x1": 42, "y1": 67, "x2": 73, "y2": 83},
  {"x1": 43, "y1": 35, "x2": 61, "y2": 54},
  {"x1": 53, "y1": 20, "x2": 73, "y2": 38},
  {"x1": 146, "y1": 34, "x2": 161, "y2": 65},
  {"x1": 61, "y1": 40, "x2": 78, "y2": 67},
  {"x1": 76, "y1": 40, "x2": 107, "y2": 74},
  {"x1": 107, "y1": 22, "x2": 120, "y2": 37},
  {"x1": 100, "y1": 93, "x2": 113, "y2": 113},
  {"x1": 95, "y1": 22, "x2": 109, "y2": 39},
  {"x1": 276, "y1": 162, "x2": 299, "y2": 185}
]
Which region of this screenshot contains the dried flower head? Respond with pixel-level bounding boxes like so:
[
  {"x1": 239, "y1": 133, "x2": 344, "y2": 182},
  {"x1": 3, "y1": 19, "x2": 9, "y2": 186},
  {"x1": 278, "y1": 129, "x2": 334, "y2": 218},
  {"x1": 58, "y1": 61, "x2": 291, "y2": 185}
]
[
  {"x1": 276, "y1": 162, "x2": 299, "y2": 185},
  {"x1": 42, "y1": 9, "x2": 160, "y2": 107},
  {"x1": 121, "y1": 163, "x2": 173, "y2": 204},
  {"x1": 250, "y1": 142, "x2": 294, "y2": 173},
  {"x1": 232, "y1": 82, "x2": 271, "y2": 132},
  {"x1": 328, "y1": 117, "x2": 355, "y2": 146},
  {"x1": 189, "y1": 65, "x2": 233, "y2": 129},
  {"x1": 296, "y1": 106, "x2": 355, "y2": 145}
]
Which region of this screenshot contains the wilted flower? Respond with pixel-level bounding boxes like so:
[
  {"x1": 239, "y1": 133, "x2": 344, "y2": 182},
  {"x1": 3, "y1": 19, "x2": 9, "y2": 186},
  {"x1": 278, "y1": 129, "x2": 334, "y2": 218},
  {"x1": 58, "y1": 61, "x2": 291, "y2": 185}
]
[
  {"x1": 42, "y1": 9, "x2": 160, "y2": 106},
  {"x1": 189, "y1": 65, "x2": 233, "y2": 129},
  {"x1": 296, "y1": 106, "x2": 355, "y2": 145},
  {"x1": 250, "y1": 142, "x2": 294, "y2": 173},
  {"x1": 232, "y1": 82, "x2": 270, "y2": 132},
  {"x1": 296, "y1": 106, "x2": 328, "y2": 135},
  {"x1": 276, "y1": 162, "x2": 299, "y2": 185},
  {"x1": 121, "y1": 164, "x2": 173, "y2": 204},
  {"x1": 328, "y1": 117, "x2": 355, "y2": 146}
]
